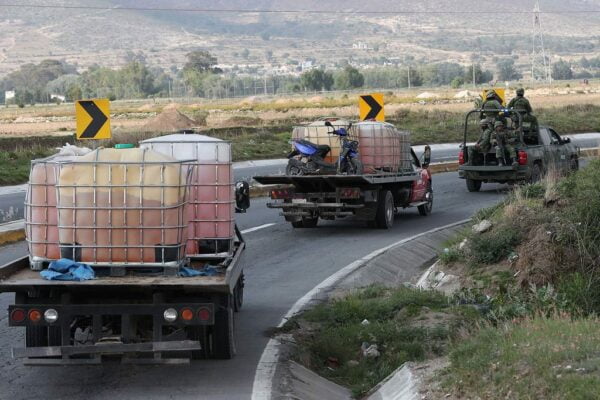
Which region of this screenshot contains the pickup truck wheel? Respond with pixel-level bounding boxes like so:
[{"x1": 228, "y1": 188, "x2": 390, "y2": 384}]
[
  {"x1": 530, "y1": 164, "x2": 542, "y2": 184},
  {"x1": 375, "y1": 190, "x2": 394, "y2": 229},
  {"x1": 290, "y1": 220, "x2": 304, "y2": 228},
  {"x1": 418, "y1": 185, "x2": 433, "y2": 216},
  {"x1": 570, "y1": 157, "x2": 579, "y2": 172},
  {"x1": 233, "y1": 273, "x2": 244, "y2": 312},
  {"x1": 212, "y1": 303, "x2": 236, "y2": 359},
  {"x1": 466, "y1": 179, "x2": 482, "y2": 192}
]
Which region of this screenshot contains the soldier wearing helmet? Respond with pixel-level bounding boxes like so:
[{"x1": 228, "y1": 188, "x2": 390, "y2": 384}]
[
  {"x1": 467, "y1": 119, "x2": 493, "y2": 165},
  {"x1": 480, "y1": 90, "x2": 502, "y2": 121},
  {"x1": 508, "y1": 88, "x2": 532, "y2": 114},
  {"x1": 508, "y1": 88, "x2": 537, "y2": 133},
  {"x1": 493, "y1": 120, "x2": 518, "y2": 166}
]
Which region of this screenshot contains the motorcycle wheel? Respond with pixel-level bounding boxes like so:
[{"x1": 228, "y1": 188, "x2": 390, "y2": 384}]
[
  {"x1": 286, "y1": 160, "x2": 304, "y2": 176},
  {"x1": 341, "y1": 158, "x2": 363, "y2": 175}
]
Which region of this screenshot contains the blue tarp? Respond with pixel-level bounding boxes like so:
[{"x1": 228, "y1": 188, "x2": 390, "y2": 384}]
[
  {"x1": 40, "y1": 260, "x2": 219, "y2": 280},
  {"x1": 178, "y1": 266, "x2": 219, "y2": 277},
  {"x1": 40, "y1": 259, "x2": 96, "y2": 281}
]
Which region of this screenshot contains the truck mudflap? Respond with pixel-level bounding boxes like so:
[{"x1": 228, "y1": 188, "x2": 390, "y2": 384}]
[{"x1": 13, "y1": 340, "x2": 201, "y2": 365}]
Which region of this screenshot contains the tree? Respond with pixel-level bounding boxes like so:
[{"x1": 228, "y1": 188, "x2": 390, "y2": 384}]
[
  {"x1": 241, "y1": 49, "x2": 250, "y2": 59},
  {"x1": 301, "y1": 69, "x2": 334, "y2": 91},
  {"x1": 464, "y1": 64, "x2": 494, "y2": 85},
  {"x1": 552, "y1": 60, "x2": 573, "y2": 80},
  {"x1": 451, "y1": 77, "x2": 463, "y2": 88},
  {"x1": 334, "y1": 66, "x2": 364, "y2": 90},
  {"x1": 496, "y1": 58, "x2": 522, "y2": 81},
  {"x1": 183, "y1": 51, "x2": 220, "y2": 74}
]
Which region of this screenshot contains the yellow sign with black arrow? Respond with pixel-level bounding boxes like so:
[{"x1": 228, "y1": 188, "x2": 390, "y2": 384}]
[
  {"x1": 75, "y1": 99, "x2": 111, "y2": 140},
  {"x1": 359, "y1": 93, "x2": 385, "y2": 121}
]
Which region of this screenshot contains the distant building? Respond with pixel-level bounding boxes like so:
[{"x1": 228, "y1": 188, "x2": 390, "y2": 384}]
[
  {"x1": 352, "y1": 42, "x2": 371, "y2": 50},
  {"x1": 50, "y1": 94, "x2": 66, "y2": 102},
  {"x1": 4, "y1": 90, "x2": 15, "y2": 103},
  {"x1": 301, "y1": 60, "x2": 314, "y2": 72}
]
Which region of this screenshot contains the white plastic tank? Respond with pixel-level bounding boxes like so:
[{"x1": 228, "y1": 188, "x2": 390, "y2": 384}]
[
  {"x1": 56, "y1": 148, "x2": 191, "y2": 265},
  {"x1": 140, "y1": 134, "x2": 235, "y2": 256}
]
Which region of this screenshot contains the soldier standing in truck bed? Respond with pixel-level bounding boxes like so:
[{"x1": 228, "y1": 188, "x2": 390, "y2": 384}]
[
  {"x1": 508, "y1": 88, "x2": 538, "y2": 132},
  {"x1": 480, "y1": 91, "x2": 502, "y2": 122}
]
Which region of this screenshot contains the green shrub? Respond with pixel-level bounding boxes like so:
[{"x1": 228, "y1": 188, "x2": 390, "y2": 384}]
[{"x1": 469, "y1": 226, "x2": 522, "y2": 264}]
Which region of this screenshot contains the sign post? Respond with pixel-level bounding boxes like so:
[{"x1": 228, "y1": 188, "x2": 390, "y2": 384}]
[{"x1": 75, "y1": 99, "x2": 111, "y2": 140}]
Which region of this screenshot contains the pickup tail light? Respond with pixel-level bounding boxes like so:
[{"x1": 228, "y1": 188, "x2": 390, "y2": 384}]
[
  {"x1": 518, "y1": 150, "x2": 528, "y2": 166},
  {"x1": 458, "y1": 150, "x2": 465, "y2": 165}
]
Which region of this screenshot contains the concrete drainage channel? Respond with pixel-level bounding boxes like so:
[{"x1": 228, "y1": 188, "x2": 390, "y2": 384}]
[{"x1": 252, "y1": 219, "x2": 470, "y2": 400}]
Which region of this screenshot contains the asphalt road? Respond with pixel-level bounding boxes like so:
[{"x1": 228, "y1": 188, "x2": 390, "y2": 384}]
[
  {"x1": 3, "y1": 132, "x2": 598, "y2": 223},
  {"x1": 0, "y1": 170, "x2": 508, "y2": 400}
]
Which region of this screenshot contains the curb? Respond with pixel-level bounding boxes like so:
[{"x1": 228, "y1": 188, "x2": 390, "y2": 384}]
[{"x1": 0, "y1": 221, "x2": 26, "y2": 246}]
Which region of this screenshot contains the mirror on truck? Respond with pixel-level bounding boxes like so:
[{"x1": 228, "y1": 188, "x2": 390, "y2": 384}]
[
  {"x1": 422, "y1": 145, "x2": 431, "y2": 168},
  {"x1": 235, "y1": 181, "x2": 250, "y2": 213}
]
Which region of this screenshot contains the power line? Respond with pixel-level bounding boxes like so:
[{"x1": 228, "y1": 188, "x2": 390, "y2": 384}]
[{"x1": 0, "y1": 3, "x2": 600, "y2": 14}]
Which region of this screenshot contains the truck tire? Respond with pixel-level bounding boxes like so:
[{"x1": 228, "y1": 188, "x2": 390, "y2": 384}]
[
  {"x1": 530, "y1": 163, "x2": 542, "y2": 184},
  {"x1": 290, "y1": 220, "x2": 304, "y2": 228},
  {"x1": 466, "y1": 179, "x2": 482, "y2": 192},
  {"x1": 233, "y1": 273, "x2": 244, "y2": 312},
  {"x1": 286, "y1": 159, "x2": 304, "y2": 176},
  {"x1": 374, "y1": 190, "x2": 394, "y2": 229},
  {"x1": 301, "y1": 217, "x2": 318, "y2": 228},
  {"x1": 570, "y1": 156, "x2": 579, "y2": 172},
  {"x1": 212, "y1": 303, "x2": 236, "y2": 359},
  {"x1": 418, "y1": 184, "x2": 433, "y2": 216}
]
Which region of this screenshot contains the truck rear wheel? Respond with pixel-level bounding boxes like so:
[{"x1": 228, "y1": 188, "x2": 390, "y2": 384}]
[
  {"x1": 530, "y1": 163, "x2": 542, "y2": 184},
  {"x1": 301, "y1": 217, "x2": 318, "y2": 228},
  {"x1": 466, "y1": 179, "x2": 482, "y2": 192},
  {"x1": 233, "y1": 273, "x2": 244, "y2": 312},
  {"x1": 374, "y1": 190, "x2": 394, "y2": 229},
  {"x1": 290, "y1": 220, "x2": 304, "y2": 228},
  {"x1": 212, "y1": 303, "x2": 236, "y2": 359},
  {"x1": 418, "y1": 184, "x2": 433, "y2": 216}
]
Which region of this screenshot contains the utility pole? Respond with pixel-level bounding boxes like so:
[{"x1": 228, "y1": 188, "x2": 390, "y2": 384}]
[
  {"x1": 531, "y1": 0, "x2": 552, "y2": 82},
  {"x1": 407, "y1": 67, "x2": 411, "y2": 89}
]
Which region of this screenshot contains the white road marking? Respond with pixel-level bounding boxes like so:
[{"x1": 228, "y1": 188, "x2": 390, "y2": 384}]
[
  {"x1": 250, "y1": 218, "x2": 471, "y2": 400},
  {"x1": 241, "y1": 223, "x2": 277, "y2": 235}
]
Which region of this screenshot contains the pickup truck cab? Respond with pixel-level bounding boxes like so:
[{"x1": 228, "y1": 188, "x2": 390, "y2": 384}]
[{"x1": 458, "y1": 109, "x2": 580, "y2": 191}]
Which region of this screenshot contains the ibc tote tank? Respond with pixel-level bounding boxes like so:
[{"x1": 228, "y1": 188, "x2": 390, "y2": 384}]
[
  {"x1": 25, "y1": 154, "x2": 78, "y2": 268},
  {"x1": 140, "y1": 134, "x2": 234, "y2": 257},
  {"x1": 56, "y1": 148, "x2": 191, "y2": 266},
  {"x1": 292, "y1": 119, "x2": 412, "y2": 174}
]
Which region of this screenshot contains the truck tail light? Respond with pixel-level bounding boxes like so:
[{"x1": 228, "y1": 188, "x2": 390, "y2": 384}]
[
  {"x1": 458, "y1": 150, "x2": 465, "y2": 165},
  {"x1": 10, "y1": 309, "x2": 26, "y2": 323},
  {"x1": 180, "y1": 308, "x2": 194, "y2": 321},
  {"x1": 271, "y1": 189, "x2": 292, "y2": 199},
  {"x1": 339, "y1": 188, "x2": 361, "y2": 199},
  {"x1": 518, "y1": 151, "x2": 528, "y2": 166},
  {"x1": 28, "y1": 309, "x2": 42, "y2": 323},
  {"x1": 197, "y1": 308, "x2": 211, "y2": 322}
]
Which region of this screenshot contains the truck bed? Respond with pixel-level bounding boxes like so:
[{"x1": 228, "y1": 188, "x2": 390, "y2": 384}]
[
  {"x1": 254, "y1": 171, "x2": 418, "y2": 189},
  {"x1": 0, "y1": 241, "x2": 245, "y2": 294}
]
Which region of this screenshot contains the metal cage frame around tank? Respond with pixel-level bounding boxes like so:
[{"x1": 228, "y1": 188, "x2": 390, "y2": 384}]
[
  {"x1": 291, "y1": 119, "x2": 412, "y2": 174},
  {"x1": 139, "y1": 137, "x2": 235, "y2": 259},
  {"x1": 54, "y1": 149, "x2": 195, "y2": 273},
  {"x1": 24, "y1": 155, "x2": 69, "y2": 270}
]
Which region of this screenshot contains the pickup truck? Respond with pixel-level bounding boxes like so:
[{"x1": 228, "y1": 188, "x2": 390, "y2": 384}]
[{"x1": 458, "y1": 109, "x2": 580, "y2": 191}]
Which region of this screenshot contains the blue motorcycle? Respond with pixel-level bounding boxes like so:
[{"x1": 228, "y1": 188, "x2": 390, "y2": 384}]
[{"x1": 286, "y1": 121, "x2": 363, "y2": 176}]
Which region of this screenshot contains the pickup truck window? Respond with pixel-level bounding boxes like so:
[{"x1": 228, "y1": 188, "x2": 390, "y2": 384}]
[
  {"x1": 539, "y1": 128, "x2": 552, "y2": 146},
  {"x1": 549, "y1": 129, "x2": 562, "y2": 144}
]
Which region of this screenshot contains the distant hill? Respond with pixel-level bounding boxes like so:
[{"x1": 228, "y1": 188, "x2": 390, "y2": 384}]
[{"x1": 1, "y1": 0, "x2": 599, "y2": 77}]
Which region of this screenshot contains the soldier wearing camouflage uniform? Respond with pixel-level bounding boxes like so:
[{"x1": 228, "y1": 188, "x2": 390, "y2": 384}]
[
  {"x1": 480, "y1": 90, "x2": 502, "y2": 123},
  {"x1": 508, "y1": 88, "x2": 538, "y2": 132},
  {"x1": 468, "y1": 119, "x2": 493, "y2": 165},
  {"x1": 493, "y1": 120, "x2": 518, "y2": 167}
]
